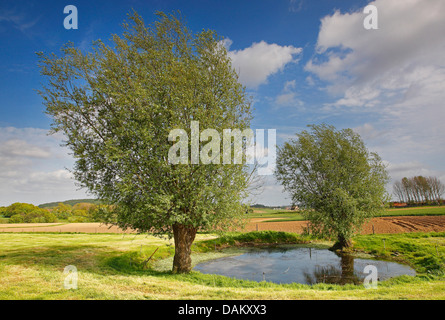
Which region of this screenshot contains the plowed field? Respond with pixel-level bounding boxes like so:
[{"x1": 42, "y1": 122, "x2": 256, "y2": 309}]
[
  {"x1": 246, "y1": 215, "x2": 445, "y2": 234},
  {"x1": 1, "y1": 215, "x2": 445, "y2": 234}
]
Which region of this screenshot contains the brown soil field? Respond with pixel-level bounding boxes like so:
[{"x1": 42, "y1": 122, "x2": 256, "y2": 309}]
[
  {"x1": 246, "y1": 216, "x2": 445, "y2": 234},
  {"x1": 1, "y1": 216, "x2": 445, "y2": 234}
]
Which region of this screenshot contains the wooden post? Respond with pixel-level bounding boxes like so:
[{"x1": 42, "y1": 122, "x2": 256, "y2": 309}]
[{"x1": 143, "y1": 247, "x2": 159, "y2": 269}]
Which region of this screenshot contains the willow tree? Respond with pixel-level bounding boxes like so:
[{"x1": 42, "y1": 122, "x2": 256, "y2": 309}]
[
  {"x1": 275, "y1": 124, "x2": 389, "y2": 250},
  {"x1": 37, "y1": 11, "x2": 252, "y2": 273}
]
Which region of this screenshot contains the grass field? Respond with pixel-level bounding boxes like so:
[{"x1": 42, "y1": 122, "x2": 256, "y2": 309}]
[
  {"x1": 383, "y1": 206, "x2": 445, "y2": 216},
  {"x1": 248, "y1": 206, "x2": 445, "y2": 222},
  {"x1": 0, "y1": 230, "x2": 443, "y2": 300}
]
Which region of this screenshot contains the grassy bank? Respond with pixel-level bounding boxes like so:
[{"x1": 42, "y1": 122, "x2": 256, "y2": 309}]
[{"x1": 0, "y1": 231, "x2": 443, "y2": 299}]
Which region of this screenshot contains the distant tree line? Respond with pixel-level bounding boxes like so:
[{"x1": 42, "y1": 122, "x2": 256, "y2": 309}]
[
  {"x1": 0, "y1": 203, "x2": 57, "y2": 223},
  {"x1": 38, "y1": 199, "x2": 103, "y2": 209},
  {"x1": 393, "y1": 176, "x2": 445, "y2": 204},
  {"x1": 0, "y1": 202, "x2": 108, "y2": 223}
]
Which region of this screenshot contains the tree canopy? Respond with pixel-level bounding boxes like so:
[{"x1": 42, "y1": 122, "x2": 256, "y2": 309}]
[
  {"x1": 37, "y1": 11, "x2": 252, "y2": 272},
  {"x1": 275, "y1": 124, "x2": 389, "y2": 250},
  {"x1": 393, "y1": 176, "x2": 444, "y2": 204}
]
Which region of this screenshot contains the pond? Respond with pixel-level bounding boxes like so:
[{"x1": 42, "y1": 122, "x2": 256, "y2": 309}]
[{"x1": 194, "y1": 246, "x2": 416, "y2": 285}]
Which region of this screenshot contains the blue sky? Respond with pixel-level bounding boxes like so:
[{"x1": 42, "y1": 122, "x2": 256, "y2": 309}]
[{"x1": 1, "y1": 0, "x2": 445, "y2": 206}]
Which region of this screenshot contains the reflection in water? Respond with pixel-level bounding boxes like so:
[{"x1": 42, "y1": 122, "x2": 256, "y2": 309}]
[
  {"x1": 304, "y1": 253, "x2": 361, "y2": 285},
  {"x1": 194, "y1": 246, "x2": 416, "y2": 285}
]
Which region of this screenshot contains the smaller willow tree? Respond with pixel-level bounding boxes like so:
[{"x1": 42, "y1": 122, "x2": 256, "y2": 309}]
[
  {"x1": 37, "y1": 11, "x2": 252, "y2": 273},
  {"x1": 275, "y1": 124, "x2": 389, "y2": 250}
]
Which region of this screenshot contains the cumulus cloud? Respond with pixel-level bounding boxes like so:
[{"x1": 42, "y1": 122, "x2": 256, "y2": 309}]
[
  {"x1": 305, "y1": 0, "x2": 445, "y2": 103},
  {"x1": 247, "y1": 174, "x2": 291, "y2": 206},
  {"x1": 386, "y1": 161, "x2": 445, "y2": 185},
  {"x1": 305, "y1": 0, "x2": 445, "y2": 183},
  {"x1": 307, "y1": 0, "x2": 445, "y2": 87},
  {"x1": 353, "y1": 123, "x2": 387, "y2": 141},
  {"x1": 0, "y1": 127, "x2": 87, "y2": 206},
  {"x1": 1, "y1": 139, "x2": 51, "y2": 158},
  {"x1": 227, "y1": 40, "x2": 302, "y2": 88}
]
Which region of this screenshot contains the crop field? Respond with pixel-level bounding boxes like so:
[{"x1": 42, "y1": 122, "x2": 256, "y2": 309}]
[
  {"x1": 244, "y1": 206, "x2": 445, "y2": 234},
  {"x1": 2, "y1": 206, "x2": 445, "y2": 235}
]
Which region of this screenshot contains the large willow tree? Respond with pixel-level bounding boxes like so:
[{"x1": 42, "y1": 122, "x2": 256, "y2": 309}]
[
  {"x1": 275, "y1": 124, "x2": 389, "y2": 250},
  {"x1": 37, "y1": 11, "x2": 252, "y2": 273}
]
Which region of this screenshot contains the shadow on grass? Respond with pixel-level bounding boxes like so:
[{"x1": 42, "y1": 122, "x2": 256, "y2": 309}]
[
  {"x1": 1, "y1": 243, "x2": 119, "y2": 275},
  {"x1": 1, "y1": 231, "x2": 442, "y2": 292}
]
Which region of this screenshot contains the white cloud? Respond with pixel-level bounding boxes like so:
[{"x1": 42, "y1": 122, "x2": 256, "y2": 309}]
[
  {"x1": 274, "y1": 80, "x2": 304, "y2": 108},
  {"x1": 247, "y1": 174, "x2": 291, "y2": 206},
  {"x1": 227, "y1": 40, "x2": 302, "y2": 88},
  {"x1": 305, "y1": 0, "x2": 445, "y2": 184},
  {"x1": 1, "y1": 139, "x2": 51, "y2": 158},
  {"x1": 307, "y1": 0, "x2": 445, "y2": 86},
  {"x1": 386, "y1": 161, "x2": 445, "y2": 184},
  {"x1": 306, "y1": 0, "x2": 445, "y2": 99},
  {"x1": 276, "y1": 92, "x2": 297, "y2": 106},
  {"x1": 0, "y1": 127, "x2": 87, "y2": 206},
  {"x1": 353, "y1": 123, "x2": 386, "y2": 141}
]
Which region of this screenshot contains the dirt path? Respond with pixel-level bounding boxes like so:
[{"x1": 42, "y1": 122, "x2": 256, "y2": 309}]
[{"x1": 1, "y1": 216, "x2": 445, "y2": 234}]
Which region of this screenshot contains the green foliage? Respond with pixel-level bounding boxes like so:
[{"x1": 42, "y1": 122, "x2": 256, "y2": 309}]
[
  {"x1": 275, "y1": 124, "x2": 389, "y2": 248},
  {"x1": 72, "y1": 203, "x2": 95, "y2": 211},
  {"x1": 6, "y1": 206, "x2": 57, "y2": 223},
  {"x1": 37, "y1": 11, "x2": 252, "y2": 238},
  {"x1": 380, "y1": 206, "x2": 445, "y2": 217},
  {"x1": 1, "y1": 201, "x2": 107, "y2": 223},
  {"x1": 9, "y1": 214, "x2": 24, "y2": 223},
  {"x1": 3, "y1": 202, "x2": 57, "y2": 223},
  {"x1": 50, "y1": 201, "x2": 107, "y2": 222},
  {"x1": 3, "y1": 203, "x2": 40, "y2": 218},
  {"x1": 353, "y1": 232, "x2": 445, "y2": 274},
  {"x1": 52, "y1": 203, "x2": 72, "y2": 219},
  {"x1": 67, "y1": 215, "x2": 90, "y2": 222}
]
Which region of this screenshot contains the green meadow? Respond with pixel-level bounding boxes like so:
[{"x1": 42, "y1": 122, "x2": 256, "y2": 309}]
[{"x1": 0, "y1": 230, "x2": 443, "y2": 300}]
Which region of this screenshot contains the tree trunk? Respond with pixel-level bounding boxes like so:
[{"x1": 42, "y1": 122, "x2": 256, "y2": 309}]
[
  {"x1": 172, "y1": 223, "x2": 197, "y2": 274},
  {"x1": 339, "y1": 253, "x2": 355, "y2": 285},
  {"x1": 331, "y1": 234, "x2": 352, "y2": 251}
]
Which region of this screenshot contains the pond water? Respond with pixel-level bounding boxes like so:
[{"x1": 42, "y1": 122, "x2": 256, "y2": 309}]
[{"x1": 194, "y1": 246, "x2": 416, "y2": 285}]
